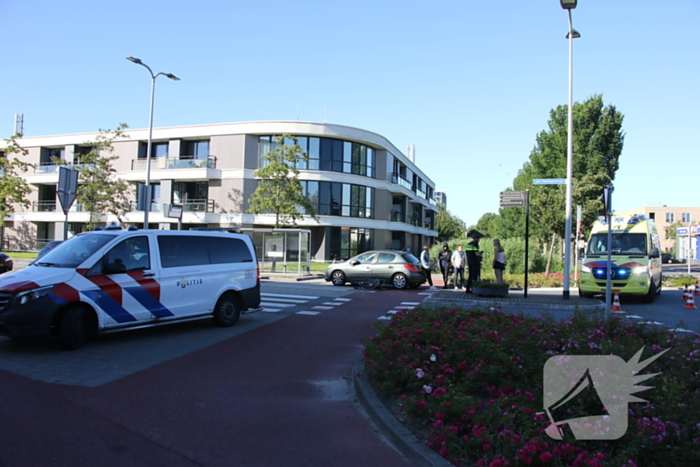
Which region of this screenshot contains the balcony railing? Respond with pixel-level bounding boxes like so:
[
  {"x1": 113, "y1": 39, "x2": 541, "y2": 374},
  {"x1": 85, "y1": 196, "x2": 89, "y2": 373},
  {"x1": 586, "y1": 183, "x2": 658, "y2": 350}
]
[
  {"x1": 131, "y1": 156, "x2": 217, "y2": 171},
  {"x1": 33, "y1": 200, "x2": 57, "y2": 212},
  {"x1": 389, "y1": 172, "x2": 412, "y2": 191},
  {"x1": 391, "y1": 210, "x2": 404, "y2": 223},
  {"x1": 35, "y1": 162, "x2": 61, "y2": 174},
  {"x1": 164, "y1": 200, "x2": 215, "y2": 213}
]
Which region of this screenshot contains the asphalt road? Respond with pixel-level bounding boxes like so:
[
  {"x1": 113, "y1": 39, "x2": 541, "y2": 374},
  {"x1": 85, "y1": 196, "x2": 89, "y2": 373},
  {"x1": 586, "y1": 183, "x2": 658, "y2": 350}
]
[{"x1": 0, "y1": 281, "x2": 431, "y2": 467}]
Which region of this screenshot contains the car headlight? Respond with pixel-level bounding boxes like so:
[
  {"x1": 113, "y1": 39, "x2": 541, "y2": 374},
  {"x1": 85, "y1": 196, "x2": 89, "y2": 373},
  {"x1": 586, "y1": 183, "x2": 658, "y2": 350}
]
[
  {"x1": 581, "y1": 265, "x2": 591, "y2": 273},
  {"x1": 16, "y1": 285, "x2": 54, "y2": 305},
  {"x1": 633, "y1": 266, "x2": 648, "y2": 274}
]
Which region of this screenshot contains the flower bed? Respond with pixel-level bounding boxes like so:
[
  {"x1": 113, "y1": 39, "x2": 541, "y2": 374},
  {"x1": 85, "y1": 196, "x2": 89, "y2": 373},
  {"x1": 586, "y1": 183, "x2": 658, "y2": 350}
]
[{"x1": 363, "y1": 306, "x2": 700, "y2": 467}]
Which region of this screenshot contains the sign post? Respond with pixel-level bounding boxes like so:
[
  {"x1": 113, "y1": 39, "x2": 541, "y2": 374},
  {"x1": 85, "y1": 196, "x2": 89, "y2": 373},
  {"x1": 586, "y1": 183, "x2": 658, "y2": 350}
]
[
  {"x1": 166, "y1": 204, "x2": 183, "y2": 230},
  {"x1": 499, "y1": 190, "x2": 530, "y2": 297},
  {"x1": 57, "y1": 166, "x2": 79, "y2": 240}
]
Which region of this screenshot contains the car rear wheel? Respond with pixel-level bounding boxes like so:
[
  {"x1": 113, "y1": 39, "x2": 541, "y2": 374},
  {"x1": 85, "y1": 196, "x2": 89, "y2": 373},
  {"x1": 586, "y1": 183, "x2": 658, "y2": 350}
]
[
  {"x1": 392, "y1": 273, "x2": 408, "y2": 290},
  {"x1": 331, "y1": 271, "x2": 346, "y2": 286},
  {"x1": 213, "y1": 293, "x2": 241, "y2": 327}
]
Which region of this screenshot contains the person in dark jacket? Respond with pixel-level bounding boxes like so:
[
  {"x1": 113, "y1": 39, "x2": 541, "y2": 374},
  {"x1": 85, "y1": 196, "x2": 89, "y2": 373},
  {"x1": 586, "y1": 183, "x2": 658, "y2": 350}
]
[
  {"x1": 438, "y1": 243, "x2": 452, "y2": 289},
  {"x1": 464, "y1": 237, "x2": 483, "y2": 293}
]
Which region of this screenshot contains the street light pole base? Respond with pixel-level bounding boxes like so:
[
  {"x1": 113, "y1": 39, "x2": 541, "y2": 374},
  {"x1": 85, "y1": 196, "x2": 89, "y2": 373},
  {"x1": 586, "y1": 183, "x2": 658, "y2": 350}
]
[{"x1": 562, "y1": 290, "x2": 570, "y2": 300}]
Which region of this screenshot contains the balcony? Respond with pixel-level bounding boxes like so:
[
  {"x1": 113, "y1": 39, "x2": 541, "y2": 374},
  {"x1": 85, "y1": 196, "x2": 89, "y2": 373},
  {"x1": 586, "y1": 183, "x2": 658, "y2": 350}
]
[
  {"x1": 389, "y1": 172, "x2": 412, "y2": 191},
  {"x1": 131, "y1": 156, "x2": 217, "y2": 171},
  {"x1": 33, "y1": 200, "x2": 57, "y2": 212},
  {"x1": 35, "y1": 162, "x2": 61, "y2": 174},
  {"x1": 391, "y1": 210, "x2": 405, "y2": 223},
  {"x1": 164, "y1": 200, "x2": 215, "y2": 213}
]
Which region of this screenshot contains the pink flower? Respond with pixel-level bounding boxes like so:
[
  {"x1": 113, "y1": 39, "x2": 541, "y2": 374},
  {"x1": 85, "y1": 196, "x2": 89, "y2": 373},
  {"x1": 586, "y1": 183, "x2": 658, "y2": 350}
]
[
  {"x1": 540, "y1": 452, "x2": 552, "y2": 463},
  {"x1": 489, "y1": 459, "x2": 503, "y2": 467},
  {"x1": 416, "y1": 368, "x2": 425, "y2": 379}
]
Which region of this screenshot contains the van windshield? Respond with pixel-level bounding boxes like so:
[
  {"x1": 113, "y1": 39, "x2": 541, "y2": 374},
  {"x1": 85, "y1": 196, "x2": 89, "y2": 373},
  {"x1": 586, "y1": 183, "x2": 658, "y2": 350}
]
[
  {"x1": 586, "y1": 233, "x2": 647, "y2": 255},
  {"x1": 33, "y1": 233, "x2": 117, "y2": 268}
]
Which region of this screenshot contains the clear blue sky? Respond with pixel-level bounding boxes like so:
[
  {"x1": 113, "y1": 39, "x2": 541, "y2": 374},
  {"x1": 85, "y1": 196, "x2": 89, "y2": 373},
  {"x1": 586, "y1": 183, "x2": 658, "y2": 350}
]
[{"x1": 1, "y1": 0, "x2": 697, "y2": 227}]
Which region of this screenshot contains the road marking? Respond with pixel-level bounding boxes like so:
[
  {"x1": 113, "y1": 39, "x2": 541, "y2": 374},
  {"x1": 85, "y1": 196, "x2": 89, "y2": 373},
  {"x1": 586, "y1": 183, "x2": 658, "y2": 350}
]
[
  {"x1": 312, "y1": 306, "x2": 334, "y2": 310},
  {"x1": 395, "y1": 306, "x2": 415, "y2": 310},
  {"x1": 377, "y1": 316, "x2": 392, "y2": 320},
  {"x1": 623, "y1": 315, "x2": 643, "y2": 319},
  {"x1": 260, "y1": 302, "x2": 296, "y2": 308},
  {"x1": 260, "y1": 297, "x2": 309, "y2": 304},
  {"x1": 261, "y1": 293, "x2": 320, "y2": 300},
  {"x1": 638, "y1": 320, "x2": 665, "y2": 325},
  {"x1": 262, "y1": 308, "x2": 282, "y2": 313},
  {"x1": 401, "y1": 302, "x2": 420, "y2": 305},
  {"x1": 333, "y1": 298, "x2": 352, "y2": 302},
  {"x1": 670, "y1": 328, "x2": 694, "y2": 333},
  {"x1": 296, "y1": 311, "x2": 320, "y2": 315},
  {"x1": 322, "y1": 302, "x2": 343, "y2": 306}
]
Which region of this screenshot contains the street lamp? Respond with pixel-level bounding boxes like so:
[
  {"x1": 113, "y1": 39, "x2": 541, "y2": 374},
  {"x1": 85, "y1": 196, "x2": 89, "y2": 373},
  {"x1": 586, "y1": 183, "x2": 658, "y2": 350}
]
[
  {"x1": 126, "y1": 56, "x2": 180, "y2": 229},
  {"x1": 560, "y1": 1, "x2": 580, "y2": 299}
]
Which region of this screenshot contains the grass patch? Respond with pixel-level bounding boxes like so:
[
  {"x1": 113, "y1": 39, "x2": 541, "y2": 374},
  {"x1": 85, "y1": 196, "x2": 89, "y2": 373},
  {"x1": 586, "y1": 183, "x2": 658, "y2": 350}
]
[
  {"x1": 364, "y1": 306, "x2": 700, "y2": 466},
  {"x1": 2, "y1": 251, "x2": 37, "y2": 259}
]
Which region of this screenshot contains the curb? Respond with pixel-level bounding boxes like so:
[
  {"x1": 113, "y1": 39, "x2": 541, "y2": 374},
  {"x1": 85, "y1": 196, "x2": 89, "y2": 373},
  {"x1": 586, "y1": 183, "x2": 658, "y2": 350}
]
[
  {"x1": 353, "y1": 355, "x2": 452, "y2": 467},
  {"x1": 422, "y1": 296, "x2": 605, "y2": 312}
]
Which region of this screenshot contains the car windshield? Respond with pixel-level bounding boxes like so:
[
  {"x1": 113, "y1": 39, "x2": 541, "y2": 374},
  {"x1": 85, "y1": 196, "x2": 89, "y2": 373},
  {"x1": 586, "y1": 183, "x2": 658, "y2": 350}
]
[
  {"x1": 586, "y1": 233, "x2": 647, "y2": 255},
  {"x1": 33, "y1": 233, "x2": 117, "y2": 268}
]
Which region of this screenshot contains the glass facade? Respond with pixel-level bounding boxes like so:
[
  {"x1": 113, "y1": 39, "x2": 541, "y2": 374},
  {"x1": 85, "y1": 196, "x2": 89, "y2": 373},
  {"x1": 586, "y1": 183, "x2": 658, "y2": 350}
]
[
  {"x1": 301, "y1": 181, "x2": 374, "y2": 218},
  {"x1": 258, "y1": 136, "x2": 375, "y2": 178},
  {"x1": 329, "y1": 227, "x2": 373, "y2": 261}
]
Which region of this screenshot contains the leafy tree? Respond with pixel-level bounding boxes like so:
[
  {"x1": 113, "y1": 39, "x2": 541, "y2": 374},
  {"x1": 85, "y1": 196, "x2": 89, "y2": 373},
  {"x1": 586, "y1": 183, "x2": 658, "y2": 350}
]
[
  {"x1": 248, "y1": 134, "x2": 318, "y2": 228},
  {"x1": 664, "y1": 220, "x2": 686, "y2": 242},
  {"x1": 0, "y1": 133, "x2": 34, "y2": 228},
  {"x1": 434, "y1": 204, "x2": 466, "y2": 240},
  {"x1": 54, "y1": 124, "x2": 131, "y2": 230}
]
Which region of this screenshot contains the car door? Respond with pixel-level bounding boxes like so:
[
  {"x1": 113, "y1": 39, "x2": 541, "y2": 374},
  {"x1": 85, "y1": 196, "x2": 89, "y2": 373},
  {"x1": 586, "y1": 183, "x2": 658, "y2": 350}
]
[
  {"x1": 372, "y1": 252, "x2": 399, "y2": 281},
  {"x1": 348, "y1": 252, "x2": 377, "y2": 282}
]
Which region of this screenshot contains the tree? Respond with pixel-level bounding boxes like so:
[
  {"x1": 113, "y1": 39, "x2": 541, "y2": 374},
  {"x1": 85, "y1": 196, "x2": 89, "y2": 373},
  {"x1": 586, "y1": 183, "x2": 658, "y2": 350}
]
[
  {"x1": 0, "y1": 133, "x2": 34, "y2": 228},
  {"x1": 434, "y1": 204, "x2": 466, "y2": 240},
  {"x1": 247, "y1": 134, "x2": 318, "y2": 228},
  {"x1": 54, "y1": 124, "x2": 131, "y2": 230}
]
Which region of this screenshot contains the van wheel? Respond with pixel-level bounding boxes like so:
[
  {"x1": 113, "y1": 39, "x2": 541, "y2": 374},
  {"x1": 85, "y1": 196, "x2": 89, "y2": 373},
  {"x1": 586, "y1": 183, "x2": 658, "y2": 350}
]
[
  {"x1": 213, "y1": 293, "x2": 241, "y2": 327},
  {"x1": 59, "y1": 306, "x2": 91, "y2": 350}
]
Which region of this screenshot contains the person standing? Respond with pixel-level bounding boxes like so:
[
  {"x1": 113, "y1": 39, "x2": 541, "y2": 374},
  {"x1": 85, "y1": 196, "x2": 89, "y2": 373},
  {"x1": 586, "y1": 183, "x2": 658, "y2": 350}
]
[
  {"x1": 438, "y1": 243, "x2": 452, "y2": 289},
  {"x1": 465, "y1": 236, "x2": 483, "y2": 293},
  {"x1": 493, "y1": 238, "x2": 506, "y2": 284},
  {"x1": 420, "y1": 245, "x2": 437, "y2": 290},
  {"x1": 451, "y1": 245, "x2": 467, "y2": 289}
]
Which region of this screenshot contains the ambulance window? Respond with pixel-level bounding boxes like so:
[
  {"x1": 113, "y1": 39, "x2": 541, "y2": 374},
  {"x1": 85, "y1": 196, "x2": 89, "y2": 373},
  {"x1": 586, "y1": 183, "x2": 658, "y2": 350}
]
[{"x1": 207, "y1": 237, "x2": 253, "y2": 264}]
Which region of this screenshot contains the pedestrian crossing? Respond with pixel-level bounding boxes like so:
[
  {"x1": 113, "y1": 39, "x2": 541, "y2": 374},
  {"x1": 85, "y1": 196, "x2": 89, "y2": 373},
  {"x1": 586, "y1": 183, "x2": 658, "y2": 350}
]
[
  {"x1": 260, "y1": 293, "x2": 352, "y2": 315},
  {"x1": 378, "y1": 301, "x2": 420, "y2": 320}
]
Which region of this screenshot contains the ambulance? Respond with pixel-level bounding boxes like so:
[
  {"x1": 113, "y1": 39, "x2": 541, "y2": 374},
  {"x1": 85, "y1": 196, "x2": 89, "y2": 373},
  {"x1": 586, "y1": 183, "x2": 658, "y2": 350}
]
[
  {"x1": 0, "y1": 228, "x2": 262, "y2": 349},
  {"x1": 579, "y1": 214, "x2": 662, "y2": 302}
]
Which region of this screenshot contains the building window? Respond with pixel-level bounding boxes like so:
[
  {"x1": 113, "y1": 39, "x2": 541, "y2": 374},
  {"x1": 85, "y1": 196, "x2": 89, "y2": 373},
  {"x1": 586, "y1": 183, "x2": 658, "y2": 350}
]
[
  {"x1": 682, "y1": 213, "x2": 691, "y2": 223},
  {"x1": 258, "y1": 136, "x2": 374, "y2": 178},
  {"x1": 182, "y1": 140, "x2": 209, "y2": 158},
  {"x1": 139, "y1": 142, "x2": 168, "y2": 159},
  {"x1": 329, "y1": 227, "x2": 373, "y2": 260},
  {"x1": 302, "y1": 181, "x2": 374, "y2": 219},
  {"x1": 666, "y1": 212, "x2": 675, "y2": 223}
]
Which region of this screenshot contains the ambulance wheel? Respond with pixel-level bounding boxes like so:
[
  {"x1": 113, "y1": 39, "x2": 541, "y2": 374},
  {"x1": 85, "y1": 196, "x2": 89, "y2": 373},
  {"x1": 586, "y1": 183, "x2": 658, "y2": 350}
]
[
  {"x1": 59, "y1": 306, "x2": 92, "y2": 350},
  {"x1": 213, "y1": 293, "x2": 241, "y2": 327},
  {"x1": 578, "y1": 289, "x2": 594, "y2": 298},
  {"x1": 642, "y1": 281, "x2": 657, "y2": 304}
]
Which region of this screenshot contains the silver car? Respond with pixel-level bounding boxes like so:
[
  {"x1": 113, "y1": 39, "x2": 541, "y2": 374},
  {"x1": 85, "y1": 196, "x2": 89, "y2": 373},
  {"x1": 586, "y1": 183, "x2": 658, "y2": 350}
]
[{"x1": 324, "y1": 250, "x2": 425, "y2": 289}]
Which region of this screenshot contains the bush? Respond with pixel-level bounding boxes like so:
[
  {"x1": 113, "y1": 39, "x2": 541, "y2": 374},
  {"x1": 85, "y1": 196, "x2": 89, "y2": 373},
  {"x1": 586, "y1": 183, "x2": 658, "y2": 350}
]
[{"x1": 364, "y1": 306, "x2": 700, "y2": 467}]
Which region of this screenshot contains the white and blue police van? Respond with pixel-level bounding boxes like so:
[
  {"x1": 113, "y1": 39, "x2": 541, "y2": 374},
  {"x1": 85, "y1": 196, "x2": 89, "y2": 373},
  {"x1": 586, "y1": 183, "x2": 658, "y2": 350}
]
[{"x1": 0, "y1": 227, "x2": 261, "y2": 349}]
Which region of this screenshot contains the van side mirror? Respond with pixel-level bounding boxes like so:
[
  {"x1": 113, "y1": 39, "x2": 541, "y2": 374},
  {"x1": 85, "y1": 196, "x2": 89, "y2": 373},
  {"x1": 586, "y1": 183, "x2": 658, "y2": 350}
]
[
  {"x1": 649, "y1": 247, "x2": 660, "y2": 258},
  {"x1": 104, "y1": 261, "x2": 127, "y2": 275}
]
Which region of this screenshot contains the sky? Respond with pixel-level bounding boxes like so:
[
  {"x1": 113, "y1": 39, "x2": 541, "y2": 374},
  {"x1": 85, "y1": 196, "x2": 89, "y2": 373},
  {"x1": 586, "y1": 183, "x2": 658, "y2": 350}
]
[{"x1": 1, "y1": 0, "x2": 698, "y2": 227}]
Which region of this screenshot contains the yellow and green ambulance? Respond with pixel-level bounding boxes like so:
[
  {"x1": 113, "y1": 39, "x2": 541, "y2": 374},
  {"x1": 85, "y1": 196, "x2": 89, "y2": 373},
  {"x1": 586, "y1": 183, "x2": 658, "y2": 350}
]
[{"x1": 579, "y1": 214, "x2": 662, "y2": 302}]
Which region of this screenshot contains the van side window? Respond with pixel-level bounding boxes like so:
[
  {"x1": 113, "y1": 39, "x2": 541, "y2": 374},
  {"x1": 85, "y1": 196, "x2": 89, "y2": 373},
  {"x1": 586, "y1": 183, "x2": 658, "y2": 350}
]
[
  {"x1": 158, "y1": 236, "x2": 209, "y2": 268},
  {"x1": 207, "y1": 237, "x2": 253, "y2": 264}
]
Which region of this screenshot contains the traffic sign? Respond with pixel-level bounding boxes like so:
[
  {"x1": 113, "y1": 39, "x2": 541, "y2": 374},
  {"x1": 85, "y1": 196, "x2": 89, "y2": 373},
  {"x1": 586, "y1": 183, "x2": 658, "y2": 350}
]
[
  {"x1": 57, "y1": 166, "x2": 79, "y2": 215},
  {"x1": 533, "y1": 178, "x2": 566, "y2": 185},
  {"x1": 499, "y1": 190, "x2": 527, "y2": 207}
]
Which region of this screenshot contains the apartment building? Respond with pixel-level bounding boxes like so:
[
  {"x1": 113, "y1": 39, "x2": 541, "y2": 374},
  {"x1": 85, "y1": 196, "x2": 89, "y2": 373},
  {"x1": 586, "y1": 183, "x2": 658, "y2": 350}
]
[{"x1": 1, "y1": 121, "x2": 438, "y2": 262}]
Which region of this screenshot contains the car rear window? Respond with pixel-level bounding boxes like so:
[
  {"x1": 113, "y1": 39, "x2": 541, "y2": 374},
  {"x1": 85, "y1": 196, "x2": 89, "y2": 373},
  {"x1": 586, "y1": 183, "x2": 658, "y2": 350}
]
[{"x1": 401, "y1": 253, "x2": 419, "y2": 263}]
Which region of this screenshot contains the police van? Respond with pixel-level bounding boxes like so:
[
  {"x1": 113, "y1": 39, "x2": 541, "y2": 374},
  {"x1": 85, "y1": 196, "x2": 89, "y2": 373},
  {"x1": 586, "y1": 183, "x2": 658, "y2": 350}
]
[
  {"x1": 0, "y1": 228, "x2": 262, "y2": 349},
  {"x1": 579, "y1": 214, "x2": 662, "y2": 302}
]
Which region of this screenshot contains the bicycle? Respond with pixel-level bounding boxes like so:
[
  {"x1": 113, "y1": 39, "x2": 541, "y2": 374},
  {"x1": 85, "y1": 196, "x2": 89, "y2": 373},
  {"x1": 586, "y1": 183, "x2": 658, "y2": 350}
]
[{"x1": 353, "y1": 278, "x2": 383, "y2": 291}]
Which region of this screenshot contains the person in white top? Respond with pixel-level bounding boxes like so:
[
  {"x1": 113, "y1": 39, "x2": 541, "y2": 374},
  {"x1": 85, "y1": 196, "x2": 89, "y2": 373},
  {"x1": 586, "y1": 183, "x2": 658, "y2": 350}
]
[
  {"x1": 451, "y1": 245, "x2": 467, "y2": 289},
  {"x1": 420, "y1": 245, "x2": 437, "y2": 290},
  {"x1": 493, "y1": 238, "x2": 506, "y2": 284}
]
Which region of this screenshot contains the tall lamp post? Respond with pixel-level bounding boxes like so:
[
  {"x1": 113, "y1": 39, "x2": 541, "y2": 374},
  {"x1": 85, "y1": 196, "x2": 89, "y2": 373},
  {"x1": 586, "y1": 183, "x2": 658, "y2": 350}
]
[
  {"x1": 126, "y1": 57, "x2": 180, "y2": 229},
  {"x1": 560, "y1": 0, "x2": 580, "y2": 299}
]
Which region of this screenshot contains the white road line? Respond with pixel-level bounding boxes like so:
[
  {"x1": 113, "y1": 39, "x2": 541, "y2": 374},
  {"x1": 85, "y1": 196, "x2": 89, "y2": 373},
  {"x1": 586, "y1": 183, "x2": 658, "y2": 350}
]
[
  {"x1": 259, "y1": 297, "x2": 309, "y2": 304},
  {"x1": 377, "y1": 316, "x2": 392, "y2": 320},
  {"x1": 638, "y1": 320, "x2": 665, "y2": 325},
  {"x1": 417, "y1": 293, "x2": 433, "y2": 296},
  {"x1": 312, "y1": 306, "x2": 334, "y2": 310},
  {"x1": 261, "y1": 293, "x2": 320, "y2": 300},
  {"x1": 262, "y1": 308, "x2": 282, "y2": 313},
  {"x1": 260, "y1": 302, "x2": 296, "y2": 308},
  {"x1": 333, "y1": 298, "x2": 352, "y2": 302},
  {"x1": 395, "y1": 306, "x2": 415, "y2": 310},
  {"x1": 670, "y1": 328, "x2": 694, "y2": 333},
  {"x1": 401, "y1": 302, "x2": 420, "y2": 305},
  {"x1": 323, "y1": 302, "x2": 343, "y2": 306},
  {"x1": 623, "y1": 315, "x2": 643, "y2": 319},
  {"x1": 296, "y1": 311, "x2": 321, "y2": 315}
]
